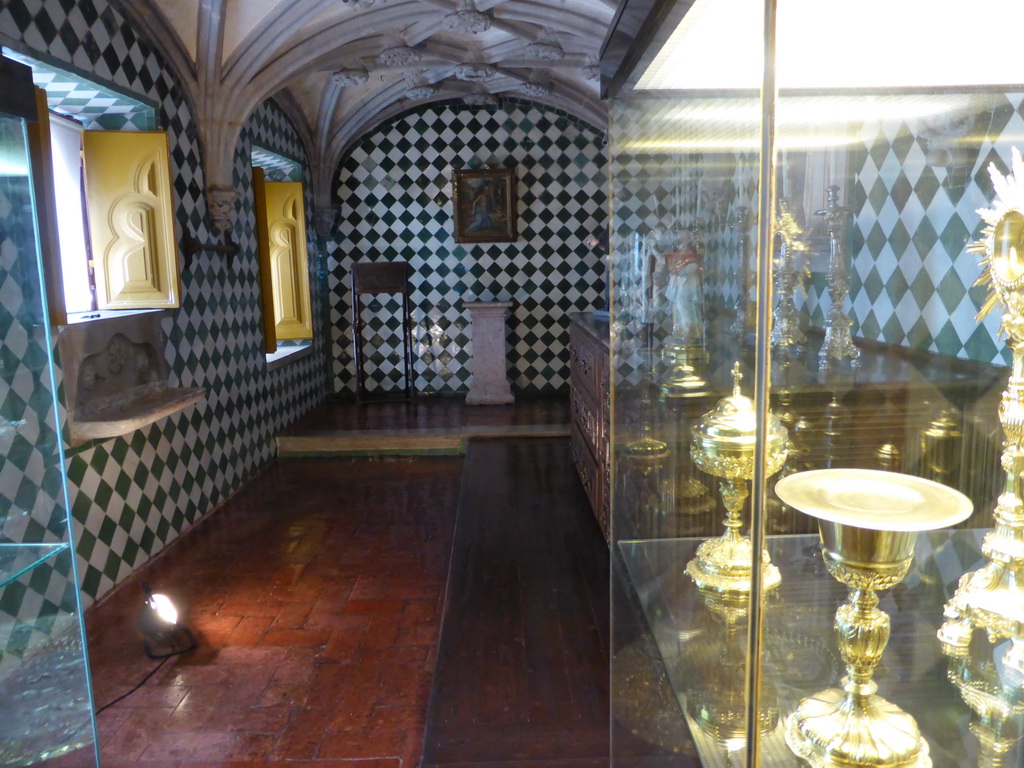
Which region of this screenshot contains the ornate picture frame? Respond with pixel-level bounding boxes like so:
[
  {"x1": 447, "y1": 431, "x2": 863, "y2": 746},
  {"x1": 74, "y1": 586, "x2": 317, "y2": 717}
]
[{"x1": 452, "y1": 168, "x2": 517, "y2": 243}]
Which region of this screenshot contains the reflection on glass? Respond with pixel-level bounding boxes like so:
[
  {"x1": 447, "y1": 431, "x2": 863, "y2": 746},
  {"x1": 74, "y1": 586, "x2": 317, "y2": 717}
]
[
  {"x1": 814, "y1": 185, "x2": 859, "y2": 370},
  {"x1": 770, "y1": 200, "x2": 811, "y2": 358},
  {"x1": 945, "y1": 635, "x2": 1024, "y2": 768}
]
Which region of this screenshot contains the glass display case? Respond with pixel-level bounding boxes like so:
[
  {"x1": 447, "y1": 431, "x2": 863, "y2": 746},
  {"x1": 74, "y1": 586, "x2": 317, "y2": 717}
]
[
  {"x1": 0, "y1": 55, "x2": 99, "y2": 766},
  {"x1": 602, "y1": 1, "x2": 1024, "y2": 766}
]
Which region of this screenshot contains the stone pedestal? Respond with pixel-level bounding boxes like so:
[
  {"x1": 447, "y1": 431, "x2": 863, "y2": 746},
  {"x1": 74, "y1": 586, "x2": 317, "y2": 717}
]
[{"x1": 464, "y1": 301, "x2": 514, "y2": 405}]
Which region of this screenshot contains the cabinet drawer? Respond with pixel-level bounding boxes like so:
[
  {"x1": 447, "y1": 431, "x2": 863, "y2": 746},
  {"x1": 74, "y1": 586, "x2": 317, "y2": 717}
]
[
  {"x1": 570, "y1": 422, "x2": 606, "y2": 539},
  {"x1": 570, "y1": 383, "x2": 602, "y2": 459},
  {"x1": 569, "y1": 326, "x2": 604, "y2": 403}
]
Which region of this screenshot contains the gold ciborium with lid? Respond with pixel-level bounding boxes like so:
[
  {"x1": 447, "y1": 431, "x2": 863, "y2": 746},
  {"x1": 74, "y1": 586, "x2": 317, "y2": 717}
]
[
  {"x1": 776, "y1": 468, "x2": 973, "y2": 768},
  {"x1": 686, "y1": 362, "x2": 788, "y2": 602}
]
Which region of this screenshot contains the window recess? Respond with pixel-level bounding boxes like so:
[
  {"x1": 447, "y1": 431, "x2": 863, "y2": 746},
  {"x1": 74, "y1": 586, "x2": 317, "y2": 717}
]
[{"x1": 253, "y1": 166, "x2": 314, "y2": 354}]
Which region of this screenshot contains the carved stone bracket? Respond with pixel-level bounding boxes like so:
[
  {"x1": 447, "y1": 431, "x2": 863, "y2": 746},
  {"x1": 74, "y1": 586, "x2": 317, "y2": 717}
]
[{"x1": 313, "y1": 207, "x2": 338, "y2": 238}]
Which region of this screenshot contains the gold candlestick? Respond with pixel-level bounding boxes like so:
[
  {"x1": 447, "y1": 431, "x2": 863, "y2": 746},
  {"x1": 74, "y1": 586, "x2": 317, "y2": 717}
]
[
  {"x1": 771, "y1": 200, "x2": 812, "y2": 357},
  {"x1": 686, "y1": 362, "x2": 788, "y2": 600},
  {"x1": 940, "y1": 147, "x2": 1024, "y2": 654},
  {"x1": 776, "y1": 468, "x2": 972, "y2": 768},
  {"x1": 815, "y1": 186, "x2": 861, "y2": 369}
]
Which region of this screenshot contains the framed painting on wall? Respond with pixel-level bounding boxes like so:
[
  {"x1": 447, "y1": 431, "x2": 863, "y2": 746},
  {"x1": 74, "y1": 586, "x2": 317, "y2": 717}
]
[{"x1": 452, "y1": 168, "x2": 517, "y2": 243}]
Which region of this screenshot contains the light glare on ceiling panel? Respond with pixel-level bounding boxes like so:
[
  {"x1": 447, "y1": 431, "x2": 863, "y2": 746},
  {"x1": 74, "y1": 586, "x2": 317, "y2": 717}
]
[{"x1": 638, "y1": 0, "x2": 1024, "y2": 90}]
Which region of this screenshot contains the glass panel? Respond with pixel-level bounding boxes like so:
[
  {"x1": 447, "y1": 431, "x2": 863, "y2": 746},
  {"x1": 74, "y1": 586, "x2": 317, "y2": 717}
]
[
  {"x1": 0, "y1": 547, "x2": 96, "y2": 766},
  {"x1": 608, "y1": 3, "x2": 1024, "y2": 768},
  {"x1": 0, "y1": 110, "x2": 98, "y2": 765},
  {"x1": 609, "y1": 86, "x2": 767, "y2": 763},
  {"x1": 763, "y1": 86, "x2": 1023, "y2": 768}
]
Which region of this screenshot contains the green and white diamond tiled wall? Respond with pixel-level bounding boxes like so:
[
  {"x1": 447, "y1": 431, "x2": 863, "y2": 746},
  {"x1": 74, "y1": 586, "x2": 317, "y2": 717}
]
[
  {"x1": 331, "y1": 100, "x2": 609, "y2": 395},
  {"x1": 1, "y1": 0, "x2": 331, "y2": 613},
  {"x1": 609, "y1": 93, "x2": 1024, "y2": 369},
  {"x1": 838, "y1": 93, "x2": 1024, "y2": 365},
  {"x1": 5, "y1": 0, "x2": 1024, "y2": 650}
]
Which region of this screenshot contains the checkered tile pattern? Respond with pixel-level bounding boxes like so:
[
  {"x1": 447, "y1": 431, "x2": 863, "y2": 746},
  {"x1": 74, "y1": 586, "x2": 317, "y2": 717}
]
[
  {"x1": 609, "y1": 93, "x2": 1024, "y2": 368},
  {"x1": 331, "y1": 98, "x2": 608, "y2": 394},
  {"x1": 835, "y1": 94, "x2": 1024, "y2": 365},
  {"x1": 4, "y1": 49, "x2": 156, "y2": 130},
  {"x1": 251, "y1": 146, "x2": 301, "y2": 182},
  {"x1": 2, "y1": 0, "x2": 330, "y2": 611}
]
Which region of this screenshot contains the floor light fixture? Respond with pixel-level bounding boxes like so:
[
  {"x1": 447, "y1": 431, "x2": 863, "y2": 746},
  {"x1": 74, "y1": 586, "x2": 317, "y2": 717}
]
[{"x1": 138, "y1": 582, "x2": 196, "y2": 659}]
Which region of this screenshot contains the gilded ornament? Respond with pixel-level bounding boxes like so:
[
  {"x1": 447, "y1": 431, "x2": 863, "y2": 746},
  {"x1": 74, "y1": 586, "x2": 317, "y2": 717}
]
[
  {"x1": 771, "y1": 199, "x2": 812, "y2": 355},
  {"x1": 939, "y1": 146, "x2": 1024, "y2": 655},
  {"x1": 777, "y1": 468, "x2": 972, "y2": 768},
  {"x1": 685, "y1": 362, "x2": 788, "y2": 603}
]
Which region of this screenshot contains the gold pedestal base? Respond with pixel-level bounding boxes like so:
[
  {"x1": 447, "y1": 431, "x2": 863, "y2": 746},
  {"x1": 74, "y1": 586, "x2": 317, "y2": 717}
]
[
  {"x1": 937, "y1": 528, "x2": 1024, "y2": 656},
  {"x1": 685, "y1": 528, "x2": 781, "y2": 615},
  {"x1": 661, "y1": 368, "x2": 707, "y2": 399},
  {"x1": 785, "y1": 688, "x2": 931, "y2": 768},
  {"x1": 660, "y1": 342, "x2": 708, "y2": 399},
  {"x1": 626, "y1": 436, "x2": 670, "y2": 459}
]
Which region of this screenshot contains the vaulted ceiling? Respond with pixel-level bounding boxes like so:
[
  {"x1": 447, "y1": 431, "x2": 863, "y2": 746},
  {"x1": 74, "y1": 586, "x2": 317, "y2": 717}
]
[{"x1": 112, "y1": 0, "x2": 614, "y2": 218}]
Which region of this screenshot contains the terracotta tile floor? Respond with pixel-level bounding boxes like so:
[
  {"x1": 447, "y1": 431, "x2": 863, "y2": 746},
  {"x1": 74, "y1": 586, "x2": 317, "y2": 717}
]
[{"x1": 85, "y1": 456, "x2": 463, "y2": 767}]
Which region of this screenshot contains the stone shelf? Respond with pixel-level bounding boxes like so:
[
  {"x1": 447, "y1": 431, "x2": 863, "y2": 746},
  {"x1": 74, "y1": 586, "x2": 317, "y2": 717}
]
[{"x1": 70, "y1": 384, "x2": 205, "y2": 445}]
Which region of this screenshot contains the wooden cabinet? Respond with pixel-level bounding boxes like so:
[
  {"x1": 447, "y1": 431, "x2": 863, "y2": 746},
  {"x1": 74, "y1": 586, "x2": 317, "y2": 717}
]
[{"x1": 569, "y1": 313, "x2": 610, "y2": 541}]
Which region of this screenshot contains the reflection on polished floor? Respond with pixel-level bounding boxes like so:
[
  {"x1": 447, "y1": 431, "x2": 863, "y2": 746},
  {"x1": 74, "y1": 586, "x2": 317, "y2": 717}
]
[
  {"x1": 278, "y1": 394, "x2": 570, "y2": 454},
  {"x1": 88, "y1": 456, "x2": 462, "y2": 767},
  {"x1": 83, "y1": 396, "x2": 607, "y2": 767}
]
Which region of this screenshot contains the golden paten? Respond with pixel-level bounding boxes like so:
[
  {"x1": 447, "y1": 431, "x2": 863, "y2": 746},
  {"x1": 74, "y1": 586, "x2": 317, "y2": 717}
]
[
  {"x1": 686, "y1": 362, "x2": 787, "y2": 600},
  {"x1": 940, "y1": 146, "x2": 1024, "y2": 654},
  {"x1": 777, "y1": 469, "x2": 972, "y2": 768}
]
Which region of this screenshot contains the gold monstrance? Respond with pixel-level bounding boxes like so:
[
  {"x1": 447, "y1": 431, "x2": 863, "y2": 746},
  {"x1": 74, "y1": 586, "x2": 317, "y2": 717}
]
[
  {"x1": 939, "y1": 147, "x2": 1024, "y2": 655},
  {"x1": 686, "y1": 363, "x2": 788, "y2": 603}
]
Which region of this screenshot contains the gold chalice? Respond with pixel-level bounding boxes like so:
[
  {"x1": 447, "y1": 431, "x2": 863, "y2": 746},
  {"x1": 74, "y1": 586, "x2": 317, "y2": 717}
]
[
  {"x1": 776, "y1": 468, "x2": 972, "y2": 768},
  {"x1": 686, "y1": 362, "x2": 788, "y2": 601}
]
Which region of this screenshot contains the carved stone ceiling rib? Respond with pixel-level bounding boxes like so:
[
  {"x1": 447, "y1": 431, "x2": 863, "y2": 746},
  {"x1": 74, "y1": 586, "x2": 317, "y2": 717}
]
[{"x1": 131, "y1": 0, "x2": 614, "y2": 204}]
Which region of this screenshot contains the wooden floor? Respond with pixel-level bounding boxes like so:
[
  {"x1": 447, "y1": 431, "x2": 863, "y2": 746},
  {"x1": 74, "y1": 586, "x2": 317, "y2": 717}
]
[
  {"x1": 79, "y1": 397, "x2": 625, "y2": 766},
  {"x1": 278, "y1": 394, "x2": 570, "y2": 455},
  {"x1": 422, "y1": 439, "x2": 610, "y2": 768}
]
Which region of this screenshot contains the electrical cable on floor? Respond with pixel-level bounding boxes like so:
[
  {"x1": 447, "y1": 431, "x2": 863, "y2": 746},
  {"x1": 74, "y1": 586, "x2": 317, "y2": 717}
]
[{"x1": 94, "y1": 657, "x2": 170, "y2": 715}]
